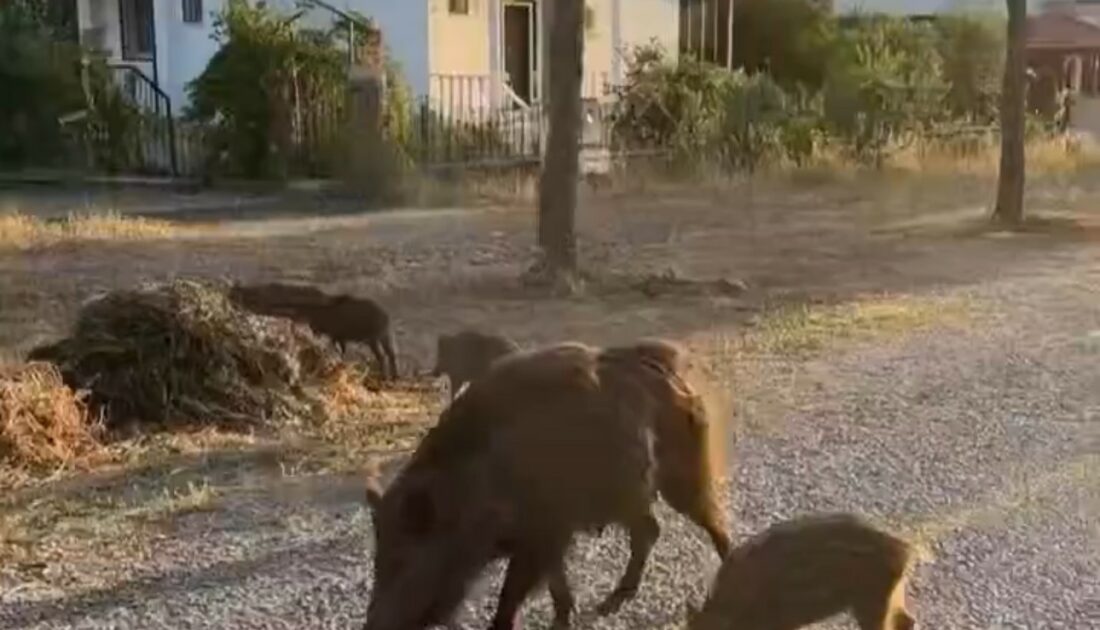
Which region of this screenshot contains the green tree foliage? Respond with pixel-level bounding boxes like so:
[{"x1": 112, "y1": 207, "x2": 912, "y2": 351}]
[
  {"x1": 732, "y1": 0, "x2": 838, "y2": 89},
  {"x1": 612, "y1": 9, "x2": 1010, "y2": 171},
  {"x1": 186, "y1": 0, "x2": 347, "y2": 178},
  {"x1": 0, "y1": 0, "x2": 85, "y2": 168},
  {"x1": 825, "y1": 15, "x2": 949, "y2": 163},
  {"x1": 935, "y1": 13, "x2": 1005, "y2": 122}
]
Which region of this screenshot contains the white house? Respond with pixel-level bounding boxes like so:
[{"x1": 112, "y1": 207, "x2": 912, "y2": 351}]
[
  {"x1": 76, "y1": 0, "x2": 227, "y2": 115},
  {"x1": 74, "y1": 0, "x2": 682, "y2": 116}
]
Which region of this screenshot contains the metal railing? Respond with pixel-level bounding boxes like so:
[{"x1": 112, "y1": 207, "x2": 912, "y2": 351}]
[{"x1": 102, "y1": 63, "x2": 179, "y2": 175}]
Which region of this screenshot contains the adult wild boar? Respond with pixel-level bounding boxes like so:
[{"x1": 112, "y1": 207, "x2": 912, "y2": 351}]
[{"x1": 363, "y1": 340, "x2": 731, "y2": 630}]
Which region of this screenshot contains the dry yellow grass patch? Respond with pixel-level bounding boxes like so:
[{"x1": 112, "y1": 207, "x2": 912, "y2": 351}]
[
  {"x1": 298, "y1": 381, "x2": 440, "y2": 472},
  {"x1": 0, "y1": 362, "x2": 102, "y2": 474},
  {"x1": 743, "y1": 293, "x2": 974, "y2": 357},
  {"x1": 885, "y1": 134, "x2": 1100, "y2": 178},
  {"x1": 0, "y1": 210, "x2": 185, "y2": 250}
]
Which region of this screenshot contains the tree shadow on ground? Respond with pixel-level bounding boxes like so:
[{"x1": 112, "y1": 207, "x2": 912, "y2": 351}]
[{"x1": 0, "y1": 534, "x2": 369, "y2": 627}]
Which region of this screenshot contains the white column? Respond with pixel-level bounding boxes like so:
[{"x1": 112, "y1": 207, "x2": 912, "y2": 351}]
[
  {"x1": 489, "y1": 0, "x2": 502, "y2": 108},
  {"x1": 611, "y1": 0, "x2": 622, "y2": 87}
]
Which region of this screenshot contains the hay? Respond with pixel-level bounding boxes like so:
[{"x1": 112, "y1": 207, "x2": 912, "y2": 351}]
[
  {"x1": 29, "y1": 279, "x2": 370, "y2": 429},
  {"x1": 0, "y1": 362, "x2": 102, "y2": 470}
]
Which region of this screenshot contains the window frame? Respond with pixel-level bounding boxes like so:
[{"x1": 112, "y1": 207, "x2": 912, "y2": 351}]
[
  {"x1": 182, "y1": 0, "x2": 203, "y2": 24},
  {"x1": 448, "y1": 0, "x2": 470, "y2": 16}
]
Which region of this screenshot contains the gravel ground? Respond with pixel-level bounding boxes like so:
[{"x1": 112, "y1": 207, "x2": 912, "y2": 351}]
[{"x1": 1, "y1": 241, "x2": 1098, "y2": 629}]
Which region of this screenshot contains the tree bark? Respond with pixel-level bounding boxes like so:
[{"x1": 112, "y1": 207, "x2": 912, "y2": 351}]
[
  {"x1": 993, "y1": 0, "x2": 1027, "y2": 226},
  {"x1": 537, "y1": 0, "x2": 584, "y2": 275}
]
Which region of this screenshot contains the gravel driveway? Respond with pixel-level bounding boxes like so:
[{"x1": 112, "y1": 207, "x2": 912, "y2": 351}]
[{"x1": 1, "y1": 239, "x2": 1097, "y2": 630}]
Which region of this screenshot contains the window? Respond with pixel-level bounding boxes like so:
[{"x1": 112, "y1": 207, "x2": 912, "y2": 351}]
[
  {"x1": 448, "y1": 0, "x2": 470, "y2": 15},
  {"x1": 119, "y1": 0, "x2": 154, "y2": 61},
  {"x1": 182, "y1": 0, "x2": 203, "y2": 24}
]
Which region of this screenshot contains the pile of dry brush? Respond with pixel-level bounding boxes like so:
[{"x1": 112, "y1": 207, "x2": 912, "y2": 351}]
[{"x1": 2, "y1": 280, "x2": 374, "y2": 468}]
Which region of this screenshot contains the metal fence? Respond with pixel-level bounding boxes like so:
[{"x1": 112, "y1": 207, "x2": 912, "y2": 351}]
[
  {"x1": 103, "y1": 64, "x2": 178, "y2": 175},
  {"x1": 62, "y1": 70, "x2": 644, "y2": 180}
]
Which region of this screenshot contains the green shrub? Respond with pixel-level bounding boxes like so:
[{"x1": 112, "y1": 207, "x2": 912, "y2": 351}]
[
  {"x1": 824, "y1": 15, "x2": 949, "y2": 164},
  {"x1": 609, "y1": 42, "x2": 733, "y2": 156},
  {"x1": 0, "y1": 1, "x2": 85, "y2": 168},
  {"x1": 186, "y1": 0, "x2": 346, "y2": 178},
  {"x1": 732, "y1": 0, "x2": 838, "y2": 90}
]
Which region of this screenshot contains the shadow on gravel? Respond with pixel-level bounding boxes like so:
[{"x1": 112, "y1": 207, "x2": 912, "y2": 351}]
[{"x1": 0, "y1": 536, "x2": 367, "y2": 629}]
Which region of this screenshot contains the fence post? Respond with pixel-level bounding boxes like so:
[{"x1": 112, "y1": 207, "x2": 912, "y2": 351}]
[
  {"x1": 343, "y1": 26, "x2": 394, "y2": 200},
  {"x1": 167, "y1": 100, "x2": 179, "y2": 177}
]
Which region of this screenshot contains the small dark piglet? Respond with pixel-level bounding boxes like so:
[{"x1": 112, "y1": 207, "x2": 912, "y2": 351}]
[
  {"x1": 229, "y1": 283, "x2": 399, "y2": 380},
  {"x1": 431, "y1": 330, "x2": 520, "y2": 400},
  {"x1": 688, "y1": 512, "x2": 916, "y2": 630}
]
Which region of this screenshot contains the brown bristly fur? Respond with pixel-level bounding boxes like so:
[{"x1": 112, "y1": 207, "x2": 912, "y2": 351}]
[
  {"x1": 689, "y1": 513, "x2": 916, "y2": 630},
  {"x1": 364, "y1": 339, "x2": 731, "y2": 630},
  {"x1": 431, "y1": 330, "x2": 520, "y2": 401}
]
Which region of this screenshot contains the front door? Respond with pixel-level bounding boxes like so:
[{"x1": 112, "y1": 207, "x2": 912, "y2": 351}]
[{"x1": 503, "y1": 1, "x2": 537, "y2": 105}]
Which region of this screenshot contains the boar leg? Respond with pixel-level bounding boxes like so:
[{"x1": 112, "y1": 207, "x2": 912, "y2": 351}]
[
  {"x1": 380, "y1": 329, "x2": 399, "y2": 380},
  {"x1": 547, "y1": 561, "x2": 575, "y2": 630},
  {"x1": 368, "y1": 331, "x2": 399, "y2": 380},
  {"x1": 595, "y1": 511, "x2": 660, "y2": 616},
  {"x1": 488, "y1": 542, "x2": 565, "y2": 630},
  {"x1": 854, "y1": 585, "x2": 912, "y2": 630},
  {"x1": 659, "y1": 470, "x2": 731, "y2": 559}
]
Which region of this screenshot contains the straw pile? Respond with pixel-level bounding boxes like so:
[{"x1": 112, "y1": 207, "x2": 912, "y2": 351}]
[
  {"x1": 0, "y1": 361, "x2": 101, "y2": 470},
  {"x1": 28, "y1": 279, "x2": 370, "y2": 429}
]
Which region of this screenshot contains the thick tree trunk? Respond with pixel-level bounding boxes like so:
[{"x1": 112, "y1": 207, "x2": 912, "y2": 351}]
[
  {"x1": 993, "y1": 0, "x2": 1027, "y2": 225},
  {"x1": 537, "y1": 0, "x2": 584, "y2": 275}
]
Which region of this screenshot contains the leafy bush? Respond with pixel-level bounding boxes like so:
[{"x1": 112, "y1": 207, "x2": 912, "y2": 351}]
[
  {"x1": 721, "y1": 72, "x2": 822, "y2": 169},
  {"x1": 186, "y1": 0, "x2": 346, "y2": 178},
  {"x1": 609, "y1": 43, "x2": 733, "y2": 155}
]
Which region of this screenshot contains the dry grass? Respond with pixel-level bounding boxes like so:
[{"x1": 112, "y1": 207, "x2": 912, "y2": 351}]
[
  {"x1": 742, "y1": 293, "x2": 975, "y2": 358},
  {"x1": 297, "y1": 382, "x2": 440, "y2": 472},
  {"x1": 133, "y1": 480, "x2": 220, "y2": 518},
  {"x1": 0, "y1": 210, "x2": 186, "y2": 250},
  {"x1": 885, "y1": 134, "x2": 1100, "y2": 178},
  {"x1": 0, "y1": 362, "x2": 102, "y2": 473},
  {"x1": 739, "y1": 134, "x2": 1100, "y2": 191}
]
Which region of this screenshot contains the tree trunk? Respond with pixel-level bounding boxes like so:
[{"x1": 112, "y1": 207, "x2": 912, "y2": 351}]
[
  {"x1": 993, "y1": 0, "x2": 1027, "y2": 226},
  {"x1": 537, "y1": 0, "x2": 584, "y2": 276}
]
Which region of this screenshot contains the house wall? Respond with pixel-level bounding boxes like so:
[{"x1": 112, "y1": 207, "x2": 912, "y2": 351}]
[
  {"x1": 616, "y1": 0, "x2": 680, "y2": 80},
  {"x1": 429, "y1": 0, "x2": 491, "y2": 76},
  {"x1": 428, "y1": 0, "x2": 492, "y2": 107},
  {"x1": 583, "y1": 0, "x2": 614, "y2": 97},
  {"x1": 160, "y1": 0, "x2": 225, "y2": 113}
]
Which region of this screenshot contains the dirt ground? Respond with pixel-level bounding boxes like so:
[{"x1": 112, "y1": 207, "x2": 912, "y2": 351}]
[{"x1": 1, "y1": 170, "x2": 1098, "y2": 628}]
